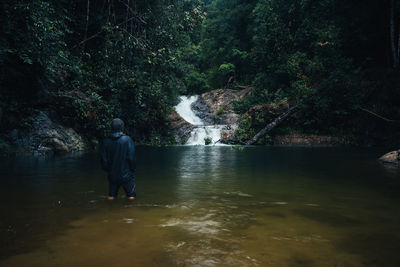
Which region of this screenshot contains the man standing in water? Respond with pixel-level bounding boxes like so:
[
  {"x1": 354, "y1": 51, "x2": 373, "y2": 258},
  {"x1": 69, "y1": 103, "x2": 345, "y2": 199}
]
[{"x1": 101, "y1": 118, "x2": 136, "y2": 200}]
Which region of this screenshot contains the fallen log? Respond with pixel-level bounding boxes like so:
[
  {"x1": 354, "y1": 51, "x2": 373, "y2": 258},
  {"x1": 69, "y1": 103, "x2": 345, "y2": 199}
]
[{"x1": 245, "y1": 104, "x2": 300, "y2": 145}]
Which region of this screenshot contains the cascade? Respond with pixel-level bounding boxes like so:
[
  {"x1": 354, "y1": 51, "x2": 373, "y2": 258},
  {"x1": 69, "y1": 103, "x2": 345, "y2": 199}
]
[{"x1": 174, "y1": 96, "x2": 226, "y2": 145}]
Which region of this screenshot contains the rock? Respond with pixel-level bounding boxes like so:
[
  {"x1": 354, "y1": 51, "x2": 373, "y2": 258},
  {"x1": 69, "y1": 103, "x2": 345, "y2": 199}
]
[
  {"x1": 191, "y1": 97, "x2": 214, "y2": 125},
  {"x1": 17, "y1": 111, "x2": 88, "y2": 154},
  {"x1": 199, "y1": 88, "x2": 251, "y2": 125},
  {"x1": 167, "y1": 111, "x2": 195, "y2": 144},
  {"x1": 378, "y1": 150, "x2": 400, "y2": 165},
  {"x1": 220, "y1": 124, "x2": 238, "y2": 143}
]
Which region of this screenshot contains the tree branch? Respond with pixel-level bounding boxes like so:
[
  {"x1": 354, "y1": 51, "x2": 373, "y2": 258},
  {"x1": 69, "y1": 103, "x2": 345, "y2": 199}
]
[
  {"x1": 71, "y1": 16, "x2": 138, "y2": 50},
  {"x1": 359, "y1": 107, "x2": 399, "y2": 123},
  {"x1": 82, "y1": 0, "x2": 90, "y2": 51}
]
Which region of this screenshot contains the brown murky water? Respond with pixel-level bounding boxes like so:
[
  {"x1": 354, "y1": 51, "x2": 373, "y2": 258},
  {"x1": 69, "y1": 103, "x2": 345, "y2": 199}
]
[{"x1": 1, "y1": 146, "x2": 400, "y2": 266}]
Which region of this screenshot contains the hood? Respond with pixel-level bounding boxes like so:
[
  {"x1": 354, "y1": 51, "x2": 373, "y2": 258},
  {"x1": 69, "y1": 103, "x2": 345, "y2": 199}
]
[{"x1": 109, "y1": 131, "x2": 124, "y2": 139}]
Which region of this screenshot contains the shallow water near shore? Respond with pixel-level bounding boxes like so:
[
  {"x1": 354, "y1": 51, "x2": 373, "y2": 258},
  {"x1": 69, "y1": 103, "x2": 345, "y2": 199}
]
[{"x1": 1, "y1": 146, "x2": 400, "y2": 266}]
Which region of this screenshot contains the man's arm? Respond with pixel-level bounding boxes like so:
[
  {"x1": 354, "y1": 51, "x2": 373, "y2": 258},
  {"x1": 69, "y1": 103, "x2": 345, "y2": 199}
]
[
  {"x1": 100, "y1": 141, "x2": 110, "y2": 172},
  {"x1": 127, "y1": 138, "x2": 136, "y2": 173}
]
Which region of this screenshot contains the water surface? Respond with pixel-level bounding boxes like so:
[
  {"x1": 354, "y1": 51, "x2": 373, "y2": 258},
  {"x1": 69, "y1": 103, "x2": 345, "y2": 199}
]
[{"x1": 1, "y1": 146, "x2": 400, "y2": 266}]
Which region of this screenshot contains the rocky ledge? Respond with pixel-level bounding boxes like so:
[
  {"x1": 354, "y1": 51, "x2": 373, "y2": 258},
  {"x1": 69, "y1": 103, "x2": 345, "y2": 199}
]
[
  {"x1": 378, "y1": 150, "x2": 400, "y2": 165},
  {"x1": 6, "y1": 111, "x2": 88, "y2": 154},
  {"x1": 1, "y1": 89, "x2": 97, "y2": 155}
]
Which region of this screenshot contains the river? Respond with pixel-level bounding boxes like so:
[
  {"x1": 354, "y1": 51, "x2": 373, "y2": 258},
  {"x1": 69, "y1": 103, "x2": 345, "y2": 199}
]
[{"x1": 0, "y1": 146, "x2": 400, "y2": 266}]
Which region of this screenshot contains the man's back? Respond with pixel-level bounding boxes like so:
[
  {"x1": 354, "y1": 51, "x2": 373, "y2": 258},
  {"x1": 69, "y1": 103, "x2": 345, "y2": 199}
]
[
  {"x1": 101, "y1": 131, "x2": 136, "y2": 181},
  {"x1": 101, "y1": 118, "x2": 137, "y2": 200}
]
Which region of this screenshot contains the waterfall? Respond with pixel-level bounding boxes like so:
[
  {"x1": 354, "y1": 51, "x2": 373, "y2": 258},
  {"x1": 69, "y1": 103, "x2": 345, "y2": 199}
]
[
  {"x1": 175, "y1": 96, "x2": 226, "y2": 145},
  {"x1": 174, "y1": 96, "x2": 204, "y2": 126}
]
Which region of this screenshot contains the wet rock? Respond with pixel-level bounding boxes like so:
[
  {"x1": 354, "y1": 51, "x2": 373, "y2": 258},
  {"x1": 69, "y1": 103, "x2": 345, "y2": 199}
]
[
  {"x1": 16, "y1": 111, "x2": 88, "y2": 154},
  {"x1": 378, "y1": 149, "x2": 400, "y2": 165},
  {"x1": 191, "y1": 97, "x2": 214, "y2": 125},
  {"x1": 220, "y1": 124, "x2": 238, "y2": 144},
  {"x1": 167, "y1": 111, "x2": 195, "y2": 144}
]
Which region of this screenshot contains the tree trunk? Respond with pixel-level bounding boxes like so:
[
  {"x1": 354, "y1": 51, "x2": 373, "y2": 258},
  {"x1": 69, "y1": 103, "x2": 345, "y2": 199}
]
[
  {"x1": 83, "y1": 0, "x2": 90, "y2": 51},
  {"x1": 398, "y1": 1, "x2": 400, "y2": 62},
  {"x1": 124, "y1": 0, "x2": 130, "y2": 30},
  {"x1": 391, "y1": 0, "x2": 399, "y2": 68},
  {"x1": 245, "y1": 104, "x2": 299, "y2": 145}
]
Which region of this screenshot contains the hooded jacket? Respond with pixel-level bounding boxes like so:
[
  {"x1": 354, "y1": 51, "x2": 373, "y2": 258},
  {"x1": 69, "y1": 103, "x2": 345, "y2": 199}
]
[{"x1": 101, "y1": 131, "x2": 136, "y2": 181}]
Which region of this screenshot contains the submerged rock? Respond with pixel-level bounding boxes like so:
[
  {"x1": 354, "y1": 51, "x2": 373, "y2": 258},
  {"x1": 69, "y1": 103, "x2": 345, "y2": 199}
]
[{"x1": 378, "y1": 150, "x2": 400, "y2": 165}]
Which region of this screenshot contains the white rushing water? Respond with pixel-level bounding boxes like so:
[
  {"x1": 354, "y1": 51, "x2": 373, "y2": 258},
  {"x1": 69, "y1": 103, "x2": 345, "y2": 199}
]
[
  {"x1": 174, "y1": 96, "x2": 204, "y2": 126},
  {"x1": 175, "y1": 96, "x2": 226, "y2": 145}
]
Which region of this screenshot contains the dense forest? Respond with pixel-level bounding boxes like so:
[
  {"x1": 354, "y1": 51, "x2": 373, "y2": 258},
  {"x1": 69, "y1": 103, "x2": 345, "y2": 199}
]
[{"x1": 1, "y1": 0, "x2": 400, "y2": 150}]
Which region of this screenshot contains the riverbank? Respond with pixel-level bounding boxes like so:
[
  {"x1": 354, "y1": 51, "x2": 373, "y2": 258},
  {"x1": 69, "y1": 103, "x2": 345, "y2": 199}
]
[{"x1": 0, "y1": 88, "x2": 397, "y2": 156}]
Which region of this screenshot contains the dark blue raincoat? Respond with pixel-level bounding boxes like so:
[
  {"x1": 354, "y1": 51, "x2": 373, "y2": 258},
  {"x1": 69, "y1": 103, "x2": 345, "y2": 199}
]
[{"x1": 101, "y1": 131, "x2": 136, "y2": 182}]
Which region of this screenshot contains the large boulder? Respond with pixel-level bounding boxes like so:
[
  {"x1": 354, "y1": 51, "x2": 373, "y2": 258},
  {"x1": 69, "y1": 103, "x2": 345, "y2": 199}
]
[
  {"x1": 15, "y1": 111, "x2": 88, "y2": 154},
  {"x1": 167, "y1": 111, "x2": 195, "y2": 144},
  {"x1": 191, "y1": 96, "x2": 214, "y2": 125},
  {"x1": 378, "y1": 150, "x2": 400, "y2": 165}
]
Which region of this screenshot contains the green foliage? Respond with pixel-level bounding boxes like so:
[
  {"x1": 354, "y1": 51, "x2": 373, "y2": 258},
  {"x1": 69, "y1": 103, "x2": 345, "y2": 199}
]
[
  {"x1": 199, "y1": 0, "x2": 257, "y2": 88},
  {"x1": 1, "y1": 0, "x2": 399, "y2": 147},
  {"x1": 199, "y1": 0, "x2": 399, "y2": 144},
  {"x1": 0, "y1": 138, "x2": 11, "y2": 153},
  {"x1": 216, "y1": 107, "x2": 225, "y2": 116},
  {"x1": 218, "y1": 63, "x2": 235, "y2": 75},
  {"x1": 0, "y1": 0, "x2": 206, "y2": 144},
  {"x1": 185, "y1": 71, "x2": 211, "y2": 94},
  {"x1": 204, "y1": 137, "x2": 212, "y2": 145},
  {"x1": 233, "y1": 114, "x2": 256, "y2": 143}
]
